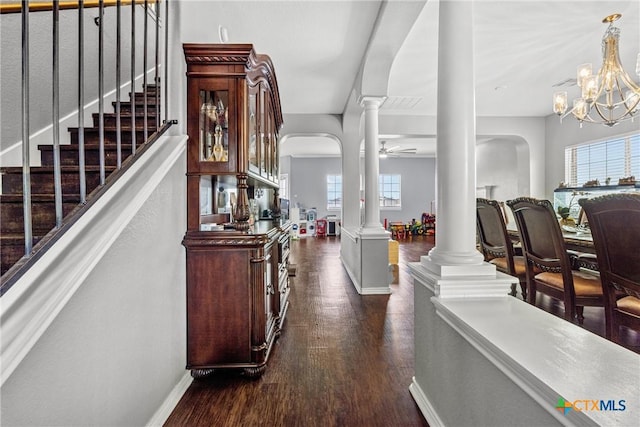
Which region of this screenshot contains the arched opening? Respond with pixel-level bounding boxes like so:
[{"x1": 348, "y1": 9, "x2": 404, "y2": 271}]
[{"x1": 279, "y1": 133, "x2": 343, "y2": 222}]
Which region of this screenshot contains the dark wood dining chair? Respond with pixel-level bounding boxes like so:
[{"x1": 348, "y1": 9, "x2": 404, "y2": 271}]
[
  {"x1": 579, "y1": 194, "x2": 640, "y2": 344},
  {"x1": 476, "y1": 198, "x2": 527, "y2": 299},
  {"x1": 506, "y1": 197, "x2": 602, "y2": 324}
]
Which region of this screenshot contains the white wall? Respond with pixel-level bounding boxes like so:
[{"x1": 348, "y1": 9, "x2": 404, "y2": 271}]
[
  {"x1": 166, "y1": 1, "x2": 186, "y2": 137},
  {"x1": 0, "y1": 5, "x2": 155, "y2": 164},
  {"x1": 477, "y1": 138, "x2": 521, "y2": 202},
  {"x1": 285, "y1": 155, "x2": 436, "y2": 224},
  {"x1": 379, "y1": 157, "x2": 436, "y2": 223},
  {"x1": 0, "y1": 137, "x2": 188, "y2": 426},
  {"x1": 288, "y1": 156, "x2": 341, "y2": 219}
]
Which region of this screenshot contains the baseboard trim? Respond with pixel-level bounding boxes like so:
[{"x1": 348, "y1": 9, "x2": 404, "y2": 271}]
[
  {"x1": 360, "y1": 286, "x2": 392, "y2": 295},
  {"x1": 340, "y1": 255, "x2": 362, "y2": 294},
  {"x1": 409, "y1": 377, "x2": 444, "y2": 427},
  {"x1": 147, "y1": 372, "x2": 193, "y2": 427}
]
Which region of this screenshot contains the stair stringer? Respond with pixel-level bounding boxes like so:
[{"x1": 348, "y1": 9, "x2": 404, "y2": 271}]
[{"x1": 1, "y1": 134, "x2": 187, "y2": 387}]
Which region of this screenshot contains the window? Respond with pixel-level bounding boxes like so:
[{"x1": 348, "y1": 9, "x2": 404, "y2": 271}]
[
  {"x1": 565, "y1": 134, "x2": 640, "y2": 187},
  {"x1": 379, "y1": 174, "x2": 401, "y2": 208},
  {"x1": 327, "y1": 174, "x2": 342, "y2": 209}
]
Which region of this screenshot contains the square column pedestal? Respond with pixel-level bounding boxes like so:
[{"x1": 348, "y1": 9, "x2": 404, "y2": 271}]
[{"x1": 357, "y1": 229, "x2": 392, "y2": 295}]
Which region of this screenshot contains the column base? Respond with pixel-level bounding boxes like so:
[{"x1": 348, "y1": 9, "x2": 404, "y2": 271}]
[
  {"x1": 409, "y1": 260, "x2": 515, "y2": 298},
  {"x1": 424, "y1": 247, "x2": 486, "y2": 271},
  {"x1": 359, "y1": 226, "x2": 389, "y2": 237},
  {"x1": 420, "y1": 253, "x2": 496, "y2": 278}
]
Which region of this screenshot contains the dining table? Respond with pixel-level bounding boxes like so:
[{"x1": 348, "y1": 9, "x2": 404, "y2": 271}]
[{"x1": 506, "y1": 224, "x2": 598, "y2": 270}]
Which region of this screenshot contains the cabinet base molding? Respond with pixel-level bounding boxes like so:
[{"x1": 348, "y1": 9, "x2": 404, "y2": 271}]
[
  {"x1": 243, "y1": 365, "x2": 267, "y2": 378},
  {"x1": 190, "y1": 369, "x2": 215, "y2": 379}
]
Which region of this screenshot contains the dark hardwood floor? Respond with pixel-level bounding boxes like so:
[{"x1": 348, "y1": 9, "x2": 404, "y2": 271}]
[
  {"x1": 165, "y1": 234, "x2": 639, "y2": 426},
  {"x1": 165, "y1": 235, "x2": 434, "y2": 427},
  {"x1": 535, "y1": 288, "x2": 640, "y2": 353}
]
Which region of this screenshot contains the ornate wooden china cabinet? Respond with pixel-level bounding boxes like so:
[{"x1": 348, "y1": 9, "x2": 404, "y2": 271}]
[{"x1": 182, "y1": 44, "x2": 291, "y2": 378}]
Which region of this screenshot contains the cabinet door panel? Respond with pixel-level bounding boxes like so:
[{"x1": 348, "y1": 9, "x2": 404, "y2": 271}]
[
  {"x1": 187, "y1": 78, "x2": 237, "y2": 174},
  {"x1": 186, "y1": 249, "x2": 251, "y2": 366},
  {"x1": 199, "y1": 89, "x2": 229, "y2": 163}
]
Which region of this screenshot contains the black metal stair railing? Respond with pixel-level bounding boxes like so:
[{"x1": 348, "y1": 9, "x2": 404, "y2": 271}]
[{"x1": 0, "y1": 0, "x2": 174, "y2": 294}]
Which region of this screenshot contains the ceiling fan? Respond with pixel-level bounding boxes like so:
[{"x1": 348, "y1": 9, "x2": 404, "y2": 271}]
[{"x1": 378, "y1": 141, "x2": 417, "y2": 158}]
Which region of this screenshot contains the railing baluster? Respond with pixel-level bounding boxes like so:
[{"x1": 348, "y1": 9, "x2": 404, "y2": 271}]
[
  {"x1": 98, "y1": 0, "x2": 105, "y2": 185},
  {"x1": 143, "y1": 0, "x2": 148, "y2": 141},
  {"x1": 154, "y1": 0, "x2": 160, "y2": 130},
  {"x1": 4, "y1": 0, "x2": 173, "y2": 285},
  {"x1": 164, "y1": 0, "x2": 168, "y2": 124},
  {"x1": 78, "y1": 0, "x2": 87, "y2": 203},
  {"x1": 52, "y1": 0, "x2": 63, "y2": 227},
  {"x1": 21, "y1": 0, "x2": 33, "y2": 256},
  {"x1": 116, "y1": 0, "x2": 122, "y2": 168},
  {"x1": 130, "y1": 0, "x2": 136, "y2": 155}
]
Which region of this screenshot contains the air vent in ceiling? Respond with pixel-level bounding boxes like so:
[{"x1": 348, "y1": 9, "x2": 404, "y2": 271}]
[
  {"x1": 381, "y1": 96, "x2": 423, "y2": 110},
  {"x1": 552, "y1": 78, "x2": 577, "y2": 88}
]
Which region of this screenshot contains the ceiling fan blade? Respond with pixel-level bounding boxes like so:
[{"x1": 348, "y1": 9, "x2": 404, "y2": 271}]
[{"x1": 384, "y1": 145, "x2": 401, "y2": 151}]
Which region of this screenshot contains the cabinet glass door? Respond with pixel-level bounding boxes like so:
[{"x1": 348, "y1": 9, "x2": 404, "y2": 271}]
[
  {"x1": 199, "y1": 90, "x2": 229, "y2": 163},
  {"x1": 259, "y1": 89, "x2": 267, "y2": 176},
  {"x1": 264, "y1": 106, "x2": 272, "y2": 179},
  {"x1": 272, "y1": 126, "x2": 279, "y2": 183},
  {"x1": 248, "y1": 90, "x2": 258, "y2": 173},
  {"x1": 270, "y1": 113, "x2": 278, "y2": 182}
]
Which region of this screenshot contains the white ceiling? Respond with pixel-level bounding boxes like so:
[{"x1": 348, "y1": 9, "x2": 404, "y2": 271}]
[{"x1": 182, "y1": 1, "x2": 640, "y2": 157}]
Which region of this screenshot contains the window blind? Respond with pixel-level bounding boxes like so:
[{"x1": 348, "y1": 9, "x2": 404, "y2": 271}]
[{"x1": 565, "y1": 134, "x2": 639, "y2": 187}]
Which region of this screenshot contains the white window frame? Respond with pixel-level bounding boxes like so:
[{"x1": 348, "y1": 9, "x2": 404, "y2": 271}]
[
  {"x1": 326, "y1": 174, "x2": 342, "y2": 210},
  {"x1": 564, "y1": 133, "x2": 639, "y2": 187},
  {"x1": 379, "y1": 174, "x2": 401, "y2": 210}
]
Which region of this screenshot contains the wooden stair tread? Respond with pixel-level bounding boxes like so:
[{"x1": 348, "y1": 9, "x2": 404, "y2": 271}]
[
  {"x1": 1, "y1": 193, "x2": 83, "y2": 202},
  {"x1": 112, "y1": 99, "x2": 160, "y2": 104},
  {"x1": 93, "y1": 112, "x2": 159, "y2": 117},
  {"x1": 67, "y1": 126, "x2": 151, "y2": 132},
  {"x1": 1, "y1": 233, "x2": 47, "y2": 240},
  {"x1": 38, "y1": 143, "x2": 134, "y2": 150},
  {"x1": 111, "y1": 100, "x2": 160, "y2": 108},
  {"x1": 1, "y1": 165, "x2": 115, "y2": 173}
]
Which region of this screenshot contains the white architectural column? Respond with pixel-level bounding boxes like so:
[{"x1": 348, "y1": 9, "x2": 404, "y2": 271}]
[
  {"x1": 421, "y1": 0, "x2": 487, "y2": 276},
  {"x1": 347, "y1": 96, "x2": 390, "y2": 295},
  {"x1": 409, "y1": 0, "x2": 513, "y2": 296},
  {"x1": 360, "y1": 96, "x2": 386, "y2": 232}
]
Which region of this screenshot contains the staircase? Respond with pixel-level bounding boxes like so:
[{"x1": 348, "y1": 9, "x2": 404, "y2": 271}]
[{"x1": 1, "y1": 85, "x2": 160, "y2": 278}]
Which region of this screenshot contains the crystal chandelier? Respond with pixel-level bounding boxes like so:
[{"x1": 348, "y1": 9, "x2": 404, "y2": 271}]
[{"x1": 553, "y1": 14, "x2": 640, "y2": 127}]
